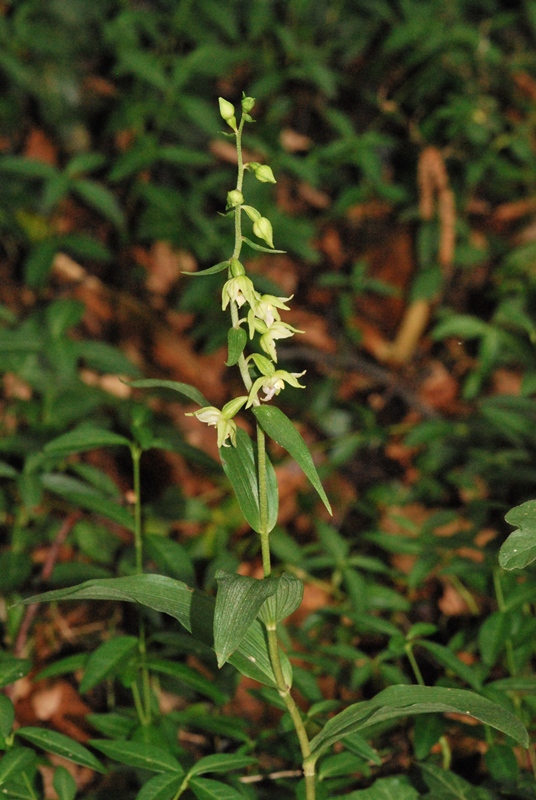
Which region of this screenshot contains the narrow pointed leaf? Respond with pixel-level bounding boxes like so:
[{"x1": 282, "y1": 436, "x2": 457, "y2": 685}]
[
  {"x1": 308, "y1": 685, "x2": 529, "y2": 762},
  {"x1": 190, "y1": 776, "x2": 245, "y2": 800},
  {"x1": 241, "y1": 236, "x2": 285, "y2": 254},
  {"x1": 136, "y1": 772, "x2": 183, "y2": 800},
  {"x1": 0, "y1": 747, "x2": 36, "y2": 785},
  {"x1": 20, "y1": 575, "x2": 291, "y2": 688},
  {"x1": 89, "y1": 740, "x2": 183, "y2": 774},
  {"x1": 226, "y1": 327, "x2": 247, "y2": 367},
  {"x1": 220, "y1": 427, "x2": 278, "y2": 534},
  {"x1": 79, "y1": 635, "x2": 138, "y2": 693},
  {"x1": 188, "y1": 753, "x2": 257, "y2": 777},
  {"x1": 44, "y1": 426, "x2": 131, "y2": 456},
  {"x1": 0, "y1": 694, "x2": 15, "y2": 738},
  {"x1": 146, "y1": 658, "x2": 226, "y2": 703},
  {"x1": 41, "y1": 474, "x2": 135, "y2": 531},
  {"x1": 500, "y1": 500, "x2": 536, "y2": 569},
  {"x1": 129, "y1": 379, "x2": 209, "y2": 408},
  {"x1": 182, "y1": 260, "x2": 229, "y2": 276},
  {"x1": 214, "y1": 571, "x2": 278, "y2": 667},
  {"x1": 252, "y1": 405, "x2": 331, "y2": 514},
  {"x1": 53, "y1": 766, "x2": 77, "y2": 800},
  {"x1": 16, "y1": 727, "x2": 106, "y2": 772},
  {"x1": 257, "y1": 573, "x2": 303, "y2": 626},
  {"x1": 0, "y1": 655, "x2": 31, "y2": 688}
]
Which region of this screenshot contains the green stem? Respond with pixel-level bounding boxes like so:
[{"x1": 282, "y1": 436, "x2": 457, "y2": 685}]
[
  {"x1": 405, "y1": 643, "x2": 425, "y2": 686},
  {"x1": 257, "y1": 422, "x2": 271, "y2": 576},
  {"x1": 266, "y1": 625, "x2": 315, "y2": 800},
  {"x1": 131, "y1": 444, "x2": 152, "y2": 727},
  {"x1": 493, "y1": 568, "x2": 517, "y2": 677}
]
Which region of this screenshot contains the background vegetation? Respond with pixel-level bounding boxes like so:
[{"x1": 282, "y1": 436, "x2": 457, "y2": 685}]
[{"x1": 1, "y1": 1, "x2": 536, "y2": 798}]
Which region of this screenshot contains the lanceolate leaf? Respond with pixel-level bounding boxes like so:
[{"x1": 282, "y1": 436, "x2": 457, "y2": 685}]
[
  {"x1": 500, "y1": 500, "x2": 536, "y2": 570},
  {"x1": 20, "y1": 575, "x2": 292, "y2": 689},
  {"x1": 44, "y1": 426, "x2": 131, "y2": 456},
  {"x1": 241, "y1": 236, "x2": 286, "y2": 254},
  {"x1": 306, "y1": 685, "x2": 528, "y2": 764},
  {"x1": 129, "y1": 379, "x2": 210, "y2": 408},
  {"x1": 226, "y1": 327, "x2": 247, "y2": 366},
  {"x1": 252, "y1": 405, "x2": 331, "y2": 514},
  {"x1": 214, "y1": 571, "x2": 278, "y2": 667},
  {"x1": 187, "y1": 753, "x2": 257, "y2": 777},
  {"x1": 190, "y1": 776, "x2": 245, "y2": 800},
  {"x1": 16, "y1": 727, "x2": 106, "y2": 772},
  {"x1": 79, "y1": 635, "x2": 138, "y2": 694},
  {"x1": 220, "y1": 427, "x2": 278, "y2": 534},
  {"x1": 89, "y1": 740, "x2": 183, "y2": 774},
  {"x1": 182, "y1": 260, "x2": 229, "y2": 276},
  {"x1": 136, "y1": 772, "x2": 184, "y2": 800},
  {"x1": 257, "y1": 572, "x2": 304, "y2": 626}
]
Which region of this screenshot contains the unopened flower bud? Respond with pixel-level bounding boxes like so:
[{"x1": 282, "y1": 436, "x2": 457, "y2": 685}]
[
  {"x1": 229, "y1": 258, "x2": 245, "y2": 277},
  {"x1": 241, "y1": 96, "x2": 255, "y2": 113},
  {"x1": 218, "y1": 97, "x2": 237, "y2": 131},
  {"x1": 253, "y1": 216, "x2": 274, "y2": 249},
  {"x1": 218, "y1": 97, "x2": 235, "y2": 121},
  {"x1": 250, "y1": 163, "x2": 276, "y2": 184},
  {"x1": 226, "y1": 190, "x2": 244, "y2": 208}
]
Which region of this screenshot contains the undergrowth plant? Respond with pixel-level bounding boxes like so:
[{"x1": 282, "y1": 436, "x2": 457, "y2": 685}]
[{"x1": 1, "y1": 96, "x2": 531, "y2": 800}]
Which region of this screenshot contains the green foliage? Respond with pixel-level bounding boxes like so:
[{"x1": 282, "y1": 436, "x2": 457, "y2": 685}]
[{"x1": 1, "y1": 2, "x2": 536, "y2": 799}]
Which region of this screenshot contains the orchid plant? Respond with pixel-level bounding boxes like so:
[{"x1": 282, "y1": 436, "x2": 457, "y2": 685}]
[{"x1": 12, "y1": 96, "x2": 529, "y2": 800}]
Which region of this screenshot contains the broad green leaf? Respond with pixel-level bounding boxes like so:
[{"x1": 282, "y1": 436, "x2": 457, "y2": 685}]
[
  {"x1": 241, "y1": 236, "x2": 285, "y2": 254},
  {"x1": 220, "y1": 427, "x2": 278, "y2": 534},
  {"x1": 190, "y1": 776, "x2": 245, "y2": 800},
  {"x1": 145, "y1": 535, "x2": 195, "y2": 585},
  {"x1": 182, "y1": 260, "x2": 229, "y2": 276},
  {"x1": 79, "y1": 636, "x2": 138, "y2": 693},
  {"x1": 416, "y1": 641, "x2": 482, "y2": 690},
  {"x1": 420, "y1": 762, "x2": 478, "y2": 800},
  {"x1": 0, "y1": 655, "x2": 31, "y2": 688},
  {"x1": 307, "y1": 685, "x2": 529, "y2": 763},
  {"x1": 488, "y1": 676, "x2": 536, "y2": 693},
  {"x1": 500, "y1": 501, "x2": 536, "y2": 569},
  {"x1": 252, "y1": 405, "x2": 331, "y2": 514},
  {"x1": 344, "y1": 775, "x2": 420, "y2": 800},
  {"x1": 0, "y1": 748, "x2": 36, "y2": 785},
  {"x1": 44, "y1": 426, "x2": 131, "y2": 456},
  {"x1": 129, "y1": 379, "x2": 209, "y2": 408},
  {"x1": 146, "y1": 658, "x2": 226, "y2": 703},
  {"x1": 226, "y1": 327, "x2": 247, "y2": 367},
  {"x1": 86, "y1": 712, "x2": 136, "y2": 740},
  {"x1": 0, "y1": 155, "x2": 56, "y2": 179},
  {"x1": 20, "y1": 575, "x2": 292, "y2": 689},
  {"x1": 187, "y1": 753, "x2": 257, "y2": 777},
  {"x1": 257, "y1": 572, "x2": 303, "y2": 626},
  {"x1": 0, "y1": 695, "x2": 14, "y2": 737},
  {"x1": 72, "y1": 178, "x2": 125, "y2": 228},
  {"x1": 477, "y1": 611, "x2": 510, "y2": 668},
  {"x1": 41, "y1": 474, "x2": 135, "y2": 531},
  {"x1": 53, "y1": 766, "x2": 77, "y2": 800},
  {"x1": 0, "y1": 460, "x2": 18, "y2": 478},
  {"x1": 214, "y1": 571, "x2": 278, "y2": 667},
  {"x1": 484, "y1": 743, "x2": 519, "y2": 784},
  {"x1": 16, "y1": 727, "x2": 106, "y2": 772},
  {"x1": 76, "y1": 340, "x2": 141, "y2": 376},
  {"x1": 136, "y1": 772, "x2": 183, "y2": 800},
  {"x1": 36, "y1": 654, "x2": 88, "y2": 682},
  {"x1": 89, "y1": 740, "x2": 183, "y2": 774},
  {"x1": 318, "y1": 750, "x2": 367, "y2": 779}
]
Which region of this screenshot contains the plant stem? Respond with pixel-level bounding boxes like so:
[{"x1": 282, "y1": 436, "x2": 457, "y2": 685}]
[
  {"x1": 405, "y1": 643, "x2": 425, "y2": 686},
  {"x1": 131, "y1": 444, "x2": 152, "y2": 727},
  {"x1": 266, "y1": 624, "x2": 315, "y2": 800}
]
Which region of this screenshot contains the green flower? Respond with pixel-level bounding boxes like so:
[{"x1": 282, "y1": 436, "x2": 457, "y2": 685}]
[
  {"x1": 247, "y1": 293, "x2": 293, "y2": 336},
  {"x1": 247, "y1": 369, "x2": 306, "y2": 407},
  {"x1": 187, "y1": 397, "x2": 248, "y2": 448},
  {"x1": 259, "y1": 320, "x2": 304, "y2": 362},
  {"x1": 222, "y1": 275, "x2": 257, "y2": 310}
]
